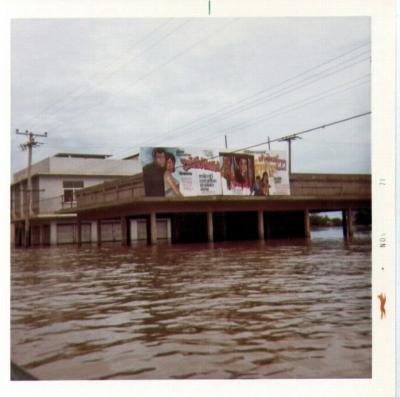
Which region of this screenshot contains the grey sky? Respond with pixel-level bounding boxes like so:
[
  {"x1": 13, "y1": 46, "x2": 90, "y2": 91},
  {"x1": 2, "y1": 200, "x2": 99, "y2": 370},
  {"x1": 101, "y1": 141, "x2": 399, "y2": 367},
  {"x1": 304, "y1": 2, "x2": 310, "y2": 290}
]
[{"x1": 11, "y1": 17, "x2": 370, "y2": 175}]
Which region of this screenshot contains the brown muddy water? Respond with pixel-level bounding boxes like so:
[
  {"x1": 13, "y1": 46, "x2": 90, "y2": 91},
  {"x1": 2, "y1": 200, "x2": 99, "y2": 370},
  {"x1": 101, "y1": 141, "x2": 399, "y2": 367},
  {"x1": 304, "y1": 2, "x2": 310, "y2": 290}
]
[{"x1": 11, "y1": 227, "x2": 371, "y2": 380}]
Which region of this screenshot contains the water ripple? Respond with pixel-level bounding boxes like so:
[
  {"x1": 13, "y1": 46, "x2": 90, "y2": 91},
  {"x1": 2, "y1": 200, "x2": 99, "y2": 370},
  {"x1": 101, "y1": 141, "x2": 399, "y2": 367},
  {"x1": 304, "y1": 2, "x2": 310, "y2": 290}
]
[{"x1": 11, "y1": 228, "x2": 371, "y2": 379}]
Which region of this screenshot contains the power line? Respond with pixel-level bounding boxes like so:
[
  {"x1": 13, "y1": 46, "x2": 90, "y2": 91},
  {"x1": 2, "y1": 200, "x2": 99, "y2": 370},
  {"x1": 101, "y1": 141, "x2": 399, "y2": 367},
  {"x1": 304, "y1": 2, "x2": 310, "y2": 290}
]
[
  {"x1": 24, "y1": 19, "x2": 177, "y2": 129},
  {"x1": 154, "y1": 53, "x2": 370, "y2": 146},
  {"x1": 42, "y1": 18, "x2": 238, "y2": 136},
  {"x1": 214, "y1": 76, "x2": 370, "y2": 138},
  {"x1": 233, "y1": 111, "x2": 371, "y2": 153},
  {"x1": 102, "y1": 75, "x2": 369, "y2": 172},
  {"x1": 178, "y1": 75, "x2": 370, "y2": 146},
  {"x1": 23, "y1": 74, "x2": 369, "y2": 179},
  {"x1": 120, "y1": 109, "x2": 373, "y2": 175},
  {"x1": 28, "y1": 19, "x2": 191, "y2": 132},
  {"x1": 148, "y1": 46, "x2": 370, "y2": 144},
  {"x1": 111, "y1": 44, "x2": 370, "y2": 158},
  {"x1": 22, "y1": 30, "x2": 369, "y2": 163},
  {"x1": 23, "y1": 19, "x2": 177, "y2": 128},
  {"x1": 159, "y1": 110, "x2": 371, "y2": 176}
]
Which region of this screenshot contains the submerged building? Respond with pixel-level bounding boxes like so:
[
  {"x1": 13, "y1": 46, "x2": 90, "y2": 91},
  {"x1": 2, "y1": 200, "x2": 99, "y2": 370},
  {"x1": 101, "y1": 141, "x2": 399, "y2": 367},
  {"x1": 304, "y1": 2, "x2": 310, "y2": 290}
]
[
  {"x1": 70, "y1": 172, "x2": 371, "y2": 245},
  {"x1": 11, "y1": 153, "x2": 140, "y2": 246},
  {"x1": 11, "y1": 151, "x2": 371, "y2": 247}
]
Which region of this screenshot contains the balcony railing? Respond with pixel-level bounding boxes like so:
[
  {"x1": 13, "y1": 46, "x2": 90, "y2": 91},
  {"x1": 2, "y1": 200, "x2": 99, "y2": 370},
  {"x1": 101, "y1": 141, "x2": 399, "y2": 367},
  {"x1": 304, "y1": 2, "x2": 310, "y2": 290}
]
[{"x1": 11, "y1": 195, "x2": 78, "y2": 220}]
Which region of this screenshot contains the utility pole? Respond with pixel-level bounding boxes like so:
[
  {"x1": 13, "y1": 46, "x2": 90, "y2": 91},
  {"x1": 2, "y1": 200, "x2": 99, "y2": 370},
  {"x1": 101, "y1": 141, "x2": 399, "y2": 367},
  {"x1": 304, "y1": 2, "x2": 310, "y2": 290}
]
[
  {"x1": 16, "y1": 129, "x2": 47, "y2": 247},
  {"x1": 224, "y1": 134, "x2": 228, "y2": 149},
  {"x1": 278, "y1": 134, "x2": 301, "y2": 175}
]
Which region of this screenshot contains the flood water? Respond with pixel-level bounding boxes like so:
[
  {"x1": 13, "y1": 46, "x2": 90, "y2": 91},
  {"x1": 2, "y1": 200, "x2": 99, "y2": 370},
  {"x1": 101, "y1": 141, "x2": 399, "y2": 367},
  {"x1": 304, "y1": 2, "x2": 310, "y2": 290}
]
[{"x1": 11, "y1": 227, "x2": 371, "y2": 379}]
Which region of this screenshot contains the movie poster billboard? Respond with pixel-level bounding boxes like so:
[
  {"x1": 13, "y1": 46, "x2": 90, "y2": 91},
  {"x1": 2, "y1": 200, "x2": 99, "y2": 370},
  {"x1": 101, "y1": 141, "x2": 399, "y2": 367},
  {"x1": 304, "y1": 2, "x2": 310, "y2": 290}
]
[
  {"x1": 248, "y1": 150, "x2": 290, "y2": 195},
  {"x1": 140, "y1": 147, "x2": 222, "y2": 197},
  {"x1": 219, "y1": 153, "x2": 255, "y2": 195}
]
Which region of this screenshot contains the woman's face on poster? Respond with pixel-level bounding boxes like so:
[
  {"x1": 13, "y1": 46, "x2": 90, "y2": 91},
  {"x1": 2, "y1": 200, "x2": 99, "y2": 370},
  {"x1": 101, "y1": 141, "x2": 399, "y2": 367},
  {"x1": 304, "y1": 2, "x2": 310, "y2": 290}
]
[
  {"x1": 239, "y1": 158, "x2": 248, "y2": 176},
  {"x1": 166, "y1": 157, "x2": 175, "y2": 172}
]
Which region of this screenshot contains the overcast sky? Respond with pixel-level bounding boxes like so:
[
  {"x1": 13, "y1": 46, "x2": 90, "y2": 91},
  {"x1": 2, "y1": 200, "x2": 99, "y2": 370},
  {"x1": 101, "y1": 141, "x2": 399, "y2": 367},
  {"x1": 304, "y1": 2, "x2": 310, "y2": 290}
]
[{"x1": 11, "y1": 17, "x2": 370, "y2": 175}]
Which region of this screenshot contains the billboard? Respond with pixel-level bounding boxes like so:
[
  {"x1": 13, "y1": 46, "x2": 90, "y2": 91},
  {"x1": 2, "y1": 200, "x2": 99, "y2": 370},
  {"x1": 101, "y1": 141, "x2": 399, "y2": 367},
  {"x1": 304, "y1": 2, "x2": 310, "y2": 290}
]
[
  {"x1": 220, "y1": 153, "x2": 255, "y2": 195},
  {"x1": 140, "y1": 147, "x2": 290, "y2": 197},
  {"x1": 141, "y1": 147, "x2": 222, "y2": 197},
  {"x1": 249, "y1": 150, "x2": 290, "y2": 196}
]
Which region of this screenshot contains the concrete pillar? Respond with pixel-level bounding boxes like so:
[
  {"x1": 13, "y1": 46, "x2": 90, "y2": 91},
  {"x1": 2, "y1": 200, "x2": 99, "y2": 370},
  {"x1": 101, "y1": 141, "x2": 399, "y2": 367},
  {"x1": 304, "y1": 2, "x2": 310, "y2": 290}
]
[
  {"x1": 150, "y1": 212, "x2": 157, "y2": 245},
  {"x1": 207, "y1": 211, "x2": 214, "y2": 242},
  {"x1": 342, "y1": 210, "x2": 347, "y2": 238},
  {"x1": 257, "y1": 210, "x2": 265, "y2": 240},
  {"x1": 342, "y1": 209, "x2": 353, "y2": 240},
  {"x1": 347, "y1": 208, "x2": 354, "y2": 238},
  {"x1": 304, "y1": 209, "x2": 311, "y2": 238},
  {"x1": 97, "y1": 220, "x2": 102, "y2": 246},
  {"x1": 130, "y1": 219, "x2": 138, "y2": 243},
  {"x1": 91, "y1": 221, "x2": 98, "y2": 243},
  {"x1": 121, "y1": 217, "x2": 128, "y2": 246},
  {"x1": 10, "y1": 223, "x2": 15, "y2": 247},
  {"x1": 77, "y1": 220, "x2": 82, "y2": 246},
  {"x1": 167, "y1": 218, "x2": 172, "y2": 242},
  {"x1": 50, "y1": 222, "x2": 57, "y2": 246},
  {"x1": 39, "y1": 225, "x2": 44, "y2": 246}
]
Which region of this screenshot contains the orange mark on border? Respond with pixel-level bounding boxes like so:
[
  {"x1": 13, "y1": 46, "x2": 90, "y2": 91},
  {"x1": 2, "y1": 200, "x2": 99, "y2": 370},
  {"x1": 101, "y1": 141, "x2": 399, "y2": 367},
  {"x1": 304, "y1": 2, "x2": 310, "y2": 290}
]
[{"x1": 377, "y1": 293, "x2": 386, "y2": 319}]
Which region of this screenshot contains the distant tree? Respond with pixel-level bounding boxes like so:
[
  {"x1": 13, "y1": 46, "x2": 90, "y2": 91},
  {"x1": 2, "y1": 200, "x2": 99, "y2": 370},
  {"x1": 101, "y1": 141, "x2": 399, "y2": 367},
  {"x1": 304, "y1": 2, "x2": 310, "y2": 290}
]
[
  {"x1": 310, "y1": 214, "x2": 343, "y2": 227},
  {"x1": 331, "y1": 217, "x2": 342, "y2": 227},
  {"x1": 310, "y1": 215, "x2": 330, "y2": 226}
]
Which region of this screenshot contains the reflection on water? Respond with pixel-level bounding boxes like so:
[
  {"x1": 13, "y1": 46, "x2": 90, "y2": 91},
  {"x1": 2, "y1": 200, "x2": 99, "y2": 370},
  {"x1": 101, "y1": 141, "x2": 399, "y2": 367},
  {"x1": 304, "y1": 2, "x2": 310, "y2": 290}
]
[{"x1": 11, "y1": 227, "x2": 371, "y2": 379}]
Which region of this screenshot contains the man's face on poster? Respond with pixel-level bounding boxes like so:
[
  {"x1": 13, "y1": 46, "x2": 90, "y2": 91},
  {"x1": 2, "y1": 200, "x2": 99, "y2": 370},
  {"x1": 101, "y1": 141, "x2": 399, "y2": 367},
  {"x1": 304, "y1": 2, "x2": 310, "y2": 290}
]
[
  {"x1": 223, "y1": 157, "x2": 231, "y2": 170},
  {"x1": 155, "y1": 152, "x2": 166, "y2": 168}
]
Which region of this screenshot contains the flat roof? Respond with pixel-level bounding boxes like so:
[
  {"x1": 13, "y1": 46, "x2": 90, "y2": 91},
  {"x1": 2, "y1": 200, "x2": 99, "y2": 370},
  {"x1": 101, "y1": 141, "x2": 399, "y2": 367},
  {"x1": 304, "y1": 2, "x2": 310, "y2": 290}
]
[
  {"x1": 54, "y1": 153, "x2": 112, "y2": 159},
  {"x1": 122, "y1": 153, "x2": 140, "y2": 160}
]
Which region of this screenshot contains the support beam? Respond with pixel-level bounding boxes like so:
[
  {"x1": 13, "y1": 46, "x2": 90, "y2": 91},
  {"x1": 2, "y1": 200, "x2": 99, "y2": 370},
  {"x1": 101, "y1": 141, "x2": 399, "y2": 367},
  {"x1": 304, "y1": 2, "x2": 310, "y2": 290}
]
[
  {"x1": 77, "y1": 220, "x2": 82, "y2": 246},
  {"x1": 39, "y1": 225, "x2": 43, "y2": 246},
  {"x1": 304, "y1": 209, "x2": 311, "y2": 238},
  {"x1": 207, "y1": 211, "x2": 214, "y2": 242},
  {"x1": 150, "y1": 212, "x2": 157, "y2": 245},
  {"x1": 257, "y1": 209, "x2": 264, "y2": 240},
  {"x1": 50, "y1": 222, "x2": 57, "y2": 246},
  {"x1": 347, "y1": 208, "x2": 354, "y2": 238},
  {"x1": 91, "y1": 221, "x2": 98, "y2": 244},
  {"x1": 97, "y1": 220, "x2": 102, "y2": 246},
  {"x1": 342, "y1": 210, "x2": 347, "y2": 238},
  {"x1": 342, "y1": 209, "x2": 353, "y2": 240},
  {"x1": 121, "y1": 216, "x2": 128, "y2": 246}
]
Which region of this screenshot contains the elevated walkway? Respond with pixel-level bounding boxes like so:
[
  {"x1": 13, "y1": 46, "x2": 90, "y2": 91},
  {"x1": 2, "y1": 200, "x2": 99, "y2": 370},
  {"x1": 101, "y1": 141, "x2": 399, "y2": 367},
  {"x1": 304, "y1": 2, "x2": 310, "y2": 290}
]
[{"x1": 69, "y1": 173, "x2": 371, "y2": 245}]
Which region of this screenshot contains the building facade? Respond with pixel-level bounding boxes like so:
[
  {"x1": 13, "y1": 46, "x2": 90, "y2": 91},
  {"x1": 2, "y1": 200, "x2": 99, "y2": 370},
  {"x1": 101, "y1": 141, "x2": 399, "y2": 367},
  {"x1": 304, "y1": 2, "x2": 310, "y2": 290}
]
[{"x1": 11, "y1": 153, "x2": 141, "y2": 246}]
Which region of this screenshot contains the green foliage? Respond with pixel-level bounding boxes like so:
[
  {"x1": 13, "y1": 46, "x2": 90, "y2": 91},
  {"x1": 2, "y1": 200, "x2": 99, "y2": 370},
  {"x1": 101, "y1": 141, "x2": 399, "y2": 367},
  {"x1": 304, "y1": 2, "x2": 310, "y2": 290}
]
[{"x1": 310, "y1": 215, "x2": 342, "y2": 227}]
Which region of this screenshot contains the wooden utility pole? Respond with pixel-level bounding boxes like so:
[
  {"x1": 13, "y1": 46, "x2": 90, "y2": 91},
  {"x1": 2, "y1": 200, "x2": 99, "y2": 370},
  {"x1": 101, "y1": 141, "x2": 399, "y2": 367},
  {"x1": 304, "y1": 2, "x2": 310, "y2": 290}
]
[
  {"x1": 16, "y1": 129, "x2": 47, "y2": 247},
  {"x1": 224, "y1": 134, "x2": 228, "y2": 149},
  {"x1": 278, "y1": 134, "x2": 301, "y2": 175}
]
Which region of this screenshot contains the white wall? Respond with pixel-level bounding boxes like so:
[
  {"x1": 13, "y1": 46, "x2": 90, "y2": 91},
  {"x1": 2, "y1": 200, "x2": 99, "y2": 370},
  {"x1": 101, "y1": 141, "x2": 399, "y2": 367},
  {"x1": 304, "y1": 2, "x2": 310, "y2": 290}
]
[
  {"x1": 12, "y1": 155, "x2": 142, "y2": 216},
  {"x1": 49, "y1": 157, "x2": 140, "y2": 175},
  {"x1": 38, "y1": 175, "x2": 128, "y2": 214},
  {"x1": 13, "y1": 156, "x2": 141, "y2": 184}
]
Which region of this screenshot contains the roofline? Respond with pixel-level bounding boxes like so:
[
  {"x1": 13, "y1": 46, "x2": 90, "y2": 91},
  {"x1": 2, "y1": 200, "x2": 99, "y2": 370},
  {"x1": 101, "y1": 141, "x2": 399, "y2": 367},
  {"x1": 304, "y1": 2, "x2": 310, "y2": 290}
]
[
  {"x1": 122, "y1": 153, "x2": 140, "y2": 160},
  {"x1": 54, "y1": 153, "x2": 112, "y2": 159}
]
